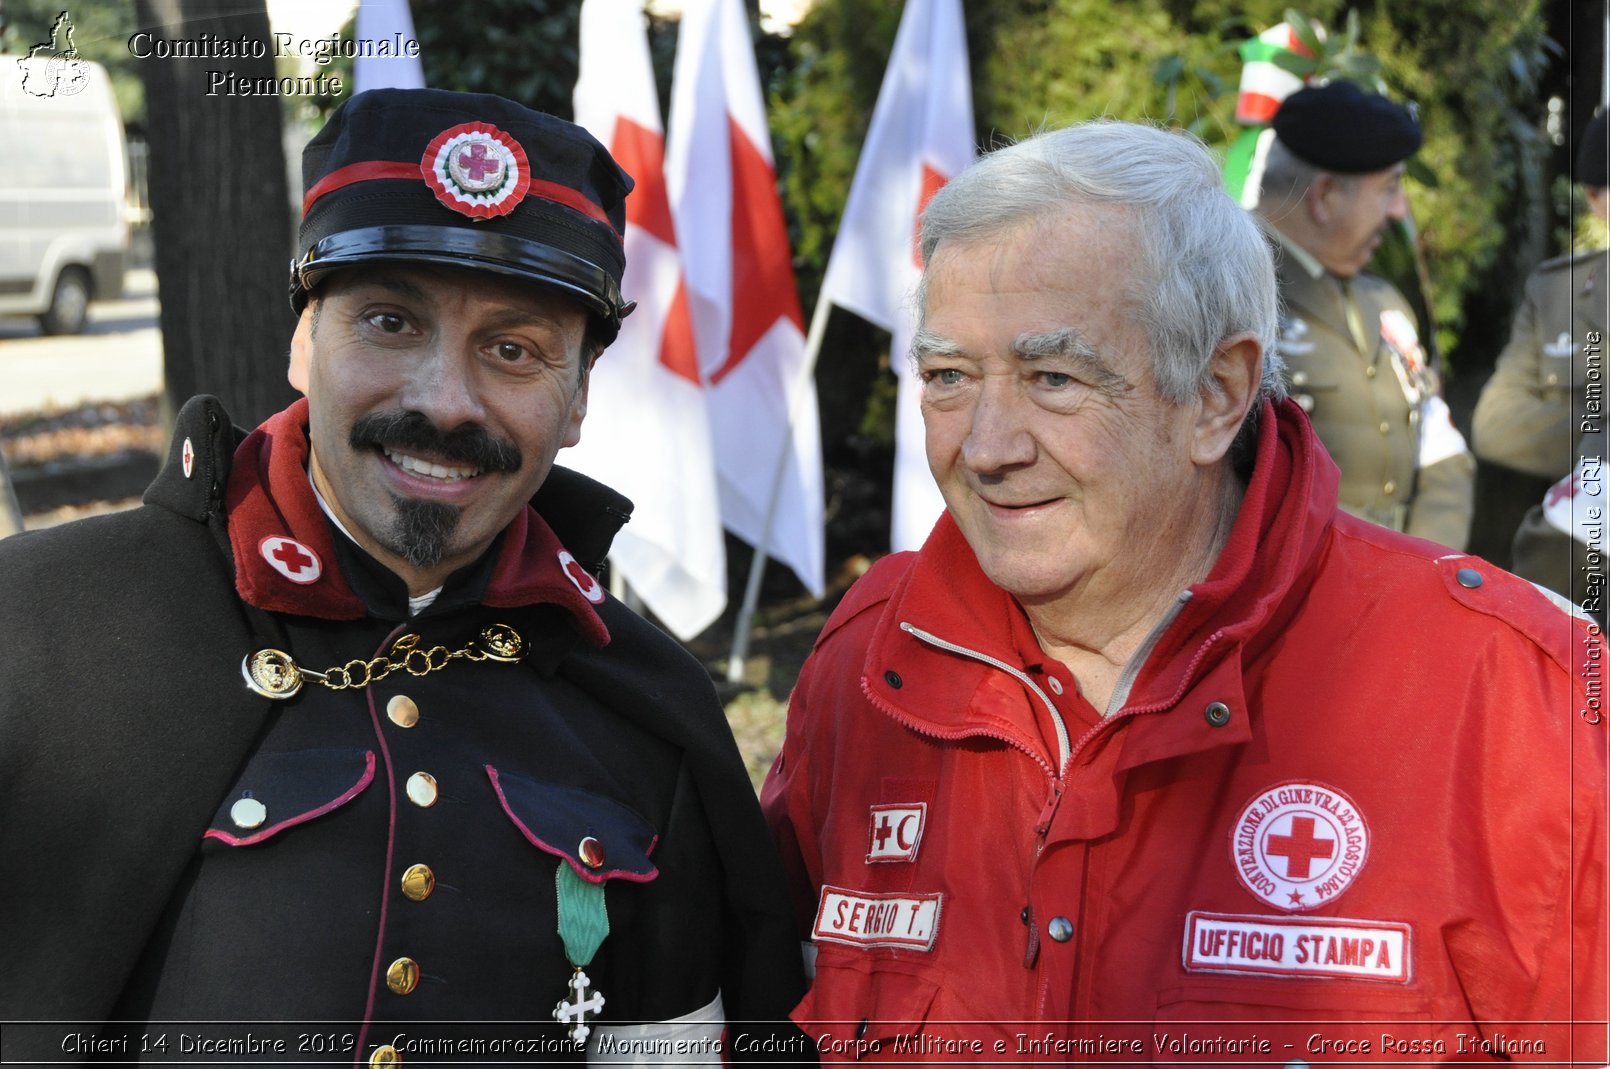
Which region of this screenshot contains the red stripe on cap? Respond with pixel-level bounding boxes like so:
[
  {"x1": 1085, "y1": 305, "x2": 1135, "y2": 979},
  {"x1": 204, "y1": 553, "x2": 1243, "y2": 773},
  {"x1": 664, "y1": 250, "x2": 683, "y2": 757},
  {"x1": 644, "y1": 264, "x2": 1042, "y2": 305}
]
[
  {"x1": 302, "y1": 160, "x2": 421, "y2": 217},
  {"x1": 527, "y1": 177, "x2": 618, "y2": 234}
]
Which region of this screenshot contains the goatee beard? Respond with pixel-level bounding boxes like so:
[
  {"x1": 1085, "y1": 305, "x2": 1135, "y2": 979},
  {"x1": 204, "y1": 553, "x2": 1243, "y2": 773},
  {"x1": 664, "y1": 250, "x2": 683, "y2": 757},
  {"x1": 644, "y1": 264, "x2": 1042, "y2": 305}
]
[{"x1": 387, "y1": 496, "x2": 461, "y2": 570}]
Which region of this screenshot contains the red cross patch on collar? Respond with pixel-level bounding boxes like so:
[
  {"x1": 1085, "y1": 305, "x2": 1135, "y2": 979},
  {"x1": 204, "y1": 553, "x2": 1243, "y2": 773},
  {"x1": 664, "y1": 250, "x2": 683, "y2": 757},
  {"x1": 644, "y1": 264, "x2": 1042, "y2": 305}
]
[
  {"x1": 421, "y1": 122, "x2": 531, "y2": 219},
  {"x1": 259, "y1": 536, "x2": 322, "y2": 585},
  {"x1": 558, "y1": 550, "x2": 606, "y2": 604}
]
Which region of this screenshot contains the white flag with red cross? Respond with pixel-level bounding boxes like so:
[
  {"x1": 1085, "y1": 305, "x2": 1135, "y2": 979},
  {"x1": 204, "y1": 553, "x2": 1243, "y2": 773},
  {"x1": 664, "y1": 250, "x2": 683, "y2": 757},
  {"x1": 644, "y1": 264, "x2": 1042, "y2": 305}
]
[
  {"x1": 815, "y1": 0, "x2": 974, "y2": 552},
  {"x1": 666, "y1": 0, "x2": 826, "y2": 597},
  {"x1": 568, "y1": 0, "x2": 728, "y2": 640}
]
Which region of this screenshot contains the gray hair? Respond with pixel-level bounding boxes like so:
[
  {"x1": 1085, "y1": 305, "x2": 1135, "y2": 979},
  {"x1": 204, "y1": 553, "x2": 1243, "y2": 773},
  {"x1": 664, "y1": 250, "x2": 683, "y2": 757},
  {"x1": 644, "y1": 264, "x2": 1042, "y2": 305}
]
[
  {"x1": 1256, "y1": 136, "x2": 1359, "y2": 216},
  {"x1": 917, "y1": 121, "x2": 1285, "y2": 423}
]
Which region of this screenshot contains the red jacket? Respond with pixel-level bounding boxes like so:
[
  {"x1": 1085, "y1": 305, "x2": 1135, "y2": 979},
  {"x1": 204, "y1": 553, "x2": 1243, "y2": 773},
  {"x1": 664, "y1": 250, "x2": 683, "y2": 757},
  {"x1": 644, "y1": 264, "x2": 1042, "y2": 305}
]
[{"x1": 762, "y1": 399, "x2": 1607, "y2": 1064}]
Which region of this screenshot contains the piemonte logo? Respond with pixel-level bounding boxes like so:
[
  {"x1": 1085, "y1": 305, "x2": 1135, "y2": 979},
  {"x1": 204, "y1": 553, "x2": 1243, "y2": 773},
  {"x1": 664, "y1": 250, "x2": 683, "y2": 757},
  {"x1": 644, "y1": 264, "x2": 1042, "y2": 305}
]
[{"x1": 18, "y1": 11, "x2": 91, "y2": 99}]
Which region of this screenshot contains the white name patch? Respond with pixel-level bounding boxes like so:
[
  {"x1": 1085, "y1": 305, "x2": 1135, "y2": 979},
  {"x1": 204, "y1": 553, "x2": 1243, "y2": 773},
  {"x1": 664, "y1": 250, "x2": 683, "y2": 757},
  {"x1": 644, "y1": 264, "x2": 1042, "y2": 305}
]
[
  {"x1": 1183, "y1": 911, "x2": 1411, "y2": 983},
  {"x1": 812, "y1": 886, "x2": 941, "y2": 951},
  {"x1": 866, "y1": 804, "x2": 926, "y2": 862}
]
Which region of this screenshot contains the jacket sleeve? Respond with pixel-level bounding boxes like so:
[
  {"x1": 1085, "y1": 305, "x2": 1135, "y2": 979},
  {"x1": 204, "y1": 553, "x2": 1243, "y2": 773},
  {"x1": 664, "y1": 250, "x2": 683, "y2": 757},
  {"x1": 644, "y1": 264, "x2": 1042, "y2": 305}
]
[
  {"x1": 1472, "y1": 274, "x2": 1570, "y2": 479},
  {"x1": 760, "y1": 659, "x2": 826, "y2": 948}
]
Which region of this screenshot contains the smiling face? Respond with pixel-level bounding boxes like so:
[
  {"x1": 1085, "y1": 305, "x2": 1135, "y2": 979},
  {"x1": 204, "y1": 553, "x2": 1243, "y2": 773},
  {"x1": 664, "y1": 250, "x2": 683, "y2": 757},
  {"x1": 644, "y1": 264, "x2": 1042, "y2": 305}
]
[
  {"x1": 917, "y1": 208, "x2": 1237, "y2": 619},
  {"x1": 295, "y1": 264, "x2": 591, "y2": 594}
]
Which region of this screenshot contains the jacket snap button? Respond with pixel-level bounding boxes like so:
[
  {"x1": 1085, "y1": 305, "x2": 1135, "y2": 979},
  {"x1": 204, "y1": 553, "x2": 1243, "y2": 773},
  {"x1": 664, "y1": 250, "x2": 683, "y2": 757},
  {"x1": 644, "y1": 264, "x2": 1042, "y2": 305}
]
[
  {"x1": 1047, "y1": 916, "x2": 1074, "y2": 942},
  {"x1": 369, "y1": 1044, "x2": 401, "y2": 1067},
  {"x1": 1020, "y1": 906, "x2": 1031, "y2": 925},
  {"x1": 1456, "y1": 567, "x2": 1483, "y2": 589},
  {"x1": 1204, "y1": 701, "x2": 1232, "y2": 727},
  {"x1": 883, "y1": 670, "x2": 903, "y2": 689}
]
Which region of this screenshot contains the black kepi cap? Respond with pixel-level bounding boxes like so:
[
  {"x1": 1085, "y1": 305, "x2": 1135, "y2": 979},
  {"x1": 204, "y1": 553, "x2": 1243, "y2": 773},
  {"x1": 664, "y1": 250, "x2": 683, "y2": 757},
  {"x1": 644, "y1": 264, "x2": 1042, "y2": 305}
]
[
  {"x1": 1577, "y1": 109, "x2": 1608, "y2": 187},
  {"x1": 292, "y1": 88, "x2": 635, "y2": 339},
  {"x1": 1272, "y1": 81, "x2": 1422, "y2": 174}
]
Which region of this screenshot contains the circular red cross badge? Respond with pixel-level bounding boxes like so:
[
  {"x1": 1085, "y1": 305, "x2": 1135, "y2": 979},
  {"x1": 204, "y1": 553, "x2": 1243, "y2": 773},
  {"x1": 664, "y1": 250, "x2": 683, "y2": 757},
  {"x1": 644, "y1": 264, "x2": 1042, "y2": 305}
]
[
  {"x1": 1231, "y1": 781, "x2": 1370, "y2": 912},
  {"x1": 421, "y1": 121, "x2": 531, "y2": 219},
  {"x1": 557, "y1": 550, "x2": 605, "y2": 604},
  {"x1": 259, "y1": 536, "x2": 322, "y2": 585}
]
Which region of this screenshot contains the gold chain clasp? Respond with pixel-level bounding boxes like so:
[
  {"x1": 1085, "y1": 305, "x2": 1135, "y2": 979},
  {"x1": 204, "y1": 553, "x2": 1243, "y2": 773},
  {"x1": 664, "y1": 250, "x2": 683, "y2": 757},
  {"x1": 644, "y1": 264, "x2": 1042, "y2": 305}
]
[{"x1": 242, "y1": 625, "x2": 525, "y2": 700}]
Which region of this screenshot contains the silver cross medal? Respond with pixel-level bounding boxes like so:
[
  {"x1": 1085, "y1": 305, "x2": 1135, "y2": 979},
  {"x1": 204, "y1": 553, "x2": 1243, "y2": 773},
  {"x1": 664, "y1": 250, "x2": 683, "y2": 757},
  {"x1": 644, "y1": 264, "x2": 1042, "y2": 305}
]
[{"x1": 554, "y1": 967, "x2": 605, "y2": 1045}]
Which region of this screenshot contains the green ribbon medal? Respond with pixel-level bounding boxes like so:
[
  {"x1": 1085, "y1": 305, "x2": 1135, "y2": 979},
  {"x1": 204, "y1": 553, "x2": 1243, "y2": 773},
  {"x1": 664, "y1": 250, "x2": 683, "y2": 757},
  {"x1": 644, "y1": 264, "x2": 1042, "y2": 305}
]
[{"x1": 552, "y1": 863, "x2": 609, "y2": 1044}]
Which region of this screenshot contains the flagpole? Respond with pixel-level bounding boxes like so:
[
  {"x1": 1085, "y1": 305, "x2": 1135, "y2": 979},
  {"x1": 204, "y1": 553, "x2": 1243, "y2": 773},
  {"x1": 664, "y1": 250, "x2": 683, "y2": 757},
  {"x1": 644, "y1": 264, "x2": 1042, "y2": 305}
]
[{"x1": 726, "y1": 292, "x2": 834, "y2": 683}]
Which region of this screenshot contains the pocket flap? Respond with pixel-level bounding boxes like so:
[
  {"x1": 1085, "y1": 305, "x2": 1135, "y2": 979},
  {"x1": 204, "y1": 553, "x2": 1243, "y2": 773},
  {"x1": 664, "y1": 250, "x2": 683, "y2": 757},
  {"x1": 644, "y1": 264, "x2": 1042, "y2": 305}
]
[
  {"x1": 205, "y1": 748, "x2": 375, "y2": 846},
  {"x1": 486, "y1": 765, "x2": 658, "y2": 884}
]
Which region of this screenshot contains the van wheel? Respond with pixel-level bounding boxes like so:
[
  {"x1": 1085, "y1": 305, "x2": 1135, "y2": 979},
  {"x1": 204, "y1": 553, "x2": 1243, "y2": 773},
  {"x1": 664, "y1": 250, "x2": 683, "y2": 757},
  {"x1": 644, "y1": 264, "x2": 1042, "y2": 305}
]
[{"x1": 40, "y1": 267, "x2": 92, "y2": 335}]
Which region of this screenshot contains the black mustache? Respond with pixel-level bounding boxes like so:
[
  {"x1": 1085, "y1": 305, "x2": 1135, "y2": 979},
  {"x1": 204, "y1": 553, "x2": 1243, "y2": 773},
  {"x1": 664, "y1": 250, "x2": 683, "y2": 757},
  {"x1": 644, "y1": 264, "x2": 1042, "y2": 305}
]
[{"x1": 349, "y1": 411, "x2": 523, "y2": 474}]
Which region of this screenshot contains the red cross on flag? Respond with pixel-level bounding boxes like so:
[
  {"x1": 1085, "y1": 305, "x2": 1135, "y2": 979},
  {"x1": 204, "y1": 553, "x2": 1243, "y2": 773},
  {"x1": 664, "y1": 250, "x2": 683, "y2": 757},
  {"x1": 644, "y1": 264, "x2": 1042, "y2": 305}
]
[
  {"x1": 814, "y1": 0, "x2": 975, "y2": 552},
  {"x1": 568, "y1": 0, "x2": 727, "y2": 640},
  {"x1": 666, "y1": 0, "x2": 825, "y2": 597}
]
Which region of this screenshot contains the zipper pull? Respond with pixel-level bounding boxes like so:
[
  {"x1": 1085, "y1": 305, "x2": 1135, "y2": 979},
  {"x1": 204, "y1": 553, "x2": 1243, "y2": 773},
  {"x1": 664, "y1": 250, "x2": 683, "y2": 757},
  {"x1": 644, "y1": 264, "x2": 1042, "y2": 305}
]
[{"x1": 1035, "y1": 779, "x2": 1065, "y2": 838}]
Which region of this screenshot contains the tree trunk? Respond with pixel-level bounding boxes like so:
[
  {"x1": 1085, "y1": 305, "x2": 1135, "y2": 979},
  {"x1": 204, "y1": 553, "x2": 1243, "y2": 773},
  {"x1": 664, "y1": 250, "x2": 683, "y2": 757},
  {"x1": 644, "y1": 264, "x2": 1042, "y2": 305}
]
[{"x1": 134, "y1": 0, "x2": 298, "y2": 431}]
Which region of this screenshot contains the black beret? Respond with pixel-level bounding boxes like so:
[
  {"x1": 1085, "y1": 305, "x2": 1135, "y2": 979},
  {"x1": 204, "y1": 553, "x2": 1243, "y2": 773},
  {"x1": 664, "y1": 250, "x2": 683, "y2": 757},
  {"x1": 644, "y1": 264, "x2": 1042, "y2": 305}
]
[
  {"x1": 291, "y1": 88, "x2": 636, "y2": 338},
  {"x1": 1577, "y1": 109, "x2": 1608, "y2": 187},
  {"x1": 1272, "y1": 81, "x2": 1422, "y2": 174}
]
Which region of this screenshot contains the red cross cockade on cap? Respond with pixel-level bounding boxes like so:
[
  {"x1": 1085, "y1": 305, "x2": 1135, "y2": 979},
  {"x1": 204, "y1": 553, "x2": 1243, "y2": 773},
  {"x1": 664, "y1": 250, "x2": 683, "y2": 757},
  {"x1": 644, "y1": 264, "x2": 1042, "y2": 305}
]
[
  {"x1": 259, "y1": 536, "x2": 323, "y2": 585},
  {"x1": 421, "y1": 121, "x2": 531, "y2": 219},
  {"x1": 557, "y1": 550, "x2": 605, "y2": 604}
]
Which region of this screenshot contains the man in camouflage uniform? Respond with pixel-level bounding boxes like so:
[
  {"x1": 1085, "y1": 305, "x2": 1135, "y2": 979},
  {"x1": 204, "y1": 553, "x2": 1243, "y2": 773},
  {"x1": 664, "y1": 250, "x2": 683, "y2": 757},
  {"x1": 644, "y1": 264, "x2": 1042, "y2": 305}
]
[{"x1": 1256, "y1": 82, "x2": 1474, "y2": 550}]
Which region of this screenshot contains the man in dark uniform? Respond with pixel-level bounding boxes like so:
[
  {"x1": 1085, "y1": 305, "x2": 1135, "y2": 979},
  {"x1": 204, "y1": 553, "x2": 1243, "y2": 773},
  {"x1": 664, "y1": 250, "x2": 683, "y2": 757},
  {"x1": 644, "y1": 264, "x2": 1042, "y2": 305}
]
[
  {"x1": 1472, "y1": 108, "x2": 1610, "y2": 567},
  {"x1": 1256, "y1": 81, "x2": 1474, "y2": 550},
  {"x1": 0, "y1": 89, "x2": 806, "y2": 1065}
]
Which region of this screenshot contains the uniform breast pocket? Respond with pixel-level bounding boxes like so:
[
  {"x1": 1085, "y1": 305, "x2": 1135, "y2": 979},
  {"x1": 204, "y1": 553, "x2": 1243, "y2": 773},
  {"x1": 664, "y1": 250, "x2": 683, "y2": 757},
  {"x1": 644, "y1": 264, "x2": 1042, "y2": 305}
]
[
  {"x1": 204, "y1": 747, "x2": 375, "y2": 846},
  {"x1": 485, "y1": 765, "x2": 660, "y2": 885},
  {"x1": 1153, "y1": 982, "x2": 1442, "y2": 1067}
]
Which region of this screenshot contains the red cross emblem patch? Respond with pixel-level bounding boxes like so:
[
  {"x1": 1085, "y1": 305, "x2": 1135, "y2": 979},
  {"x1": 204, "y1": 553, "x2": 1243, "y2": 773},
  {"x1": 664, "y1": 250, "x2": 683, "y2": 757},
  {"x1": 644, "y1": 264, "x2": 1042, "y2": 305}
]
[
  {"x1": 1231, "y1": 782, "x2": 1370, "y2": 912},
  {"x1": 421, "y1": 122, "x2": 531, "y2": 219},
  {"x1": 866, "y1": 804, "x2": 926, "y2": 863},
  {"x1": 181, "y1": 437, "x2": 195, "y2": 479},
  {"x1": 259, "y1": 536, "x2": 322, "y2": 585},
  {"x1": 558, "y1": 550, "x2": 605, "y2": 604}
]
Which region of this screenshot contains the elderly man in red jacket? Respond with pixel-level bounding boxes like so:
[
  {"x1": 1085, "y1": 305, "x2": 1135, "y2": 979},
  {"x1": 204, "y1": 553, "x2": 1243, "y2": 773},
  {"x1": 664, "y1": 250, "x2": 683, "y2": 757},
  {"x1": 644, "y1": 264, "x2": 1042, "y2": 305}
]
[{"x1": 763, "y1": 119, "x2": 1606, "y2": 1064}]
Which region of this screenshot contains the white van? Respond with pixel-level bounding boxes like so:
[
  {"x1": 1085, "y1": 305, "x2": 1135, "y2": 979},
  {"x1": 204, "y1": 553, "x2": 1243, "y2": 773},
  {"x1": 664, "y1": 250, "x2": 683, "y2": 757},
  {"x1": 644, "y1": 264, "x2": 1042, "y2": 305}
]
[{"x1": 0, "y1": 53, "x2": 129, "y2": 335}]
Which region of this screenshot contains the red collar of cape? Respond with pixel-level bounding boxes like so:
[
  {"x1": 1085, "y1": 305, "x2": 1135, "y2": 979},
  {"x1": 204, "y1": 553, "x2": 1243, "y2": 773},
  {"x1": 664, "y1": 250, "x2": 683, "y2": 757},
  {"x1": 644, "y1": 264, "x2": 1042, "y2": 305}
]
[{"x1": 223, "y1": 398, "x2": 610, "y2": 646}]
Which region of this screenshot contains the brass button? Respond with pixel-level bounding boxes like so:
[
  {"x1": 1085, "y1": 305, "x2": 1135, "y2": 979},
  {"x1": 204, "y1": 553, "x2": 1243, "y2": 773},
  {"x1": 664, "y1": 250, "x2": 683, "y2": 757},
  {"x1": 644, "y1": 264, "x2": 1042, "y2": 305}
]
[
  {"x1": 401, "y1": 863, "x2": 436, "y2": 901},
  {"x1": 1047, "y1": 916, "x2": 1074, "y2": 942},
  {"x1": 386, "y1": 957, "x2": 419, "y2": 995},
  {"x1": 387, "y1": 694, "x2": 420, "y2": 729},
  {"x1": 579, "y1": 837, "x2": 606, "y2": 869},
  {"x1": 1383, "y1": 480, "x2": 1397, "y2": 495},
  {"x1": 230, "y1": 797, "x2": 267, "y2": 830},
  {"x1": 406, "y1": 772, "x2": 438, "y2": 808},
  {"x1": 370, "y1": 1045, "x2": 401, "y2": 1067},
  {"x1": 1378, "y1": 420, "x2": 1391, "y2": 434},
  {"x1": 1365, "y1": 365, "x2": 1378, "y2": 378}
]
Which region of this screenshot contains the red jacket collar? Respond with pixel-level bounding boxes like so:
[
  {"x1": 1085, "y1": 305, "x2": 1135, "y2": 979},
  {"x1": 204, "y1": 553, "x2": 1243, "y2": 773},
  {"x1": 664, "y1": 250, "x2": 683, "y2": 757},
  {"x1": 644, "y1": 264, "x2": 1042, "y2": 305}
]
[{"x1": 224, "y1": 399, "x2": 610, "y2": 646}]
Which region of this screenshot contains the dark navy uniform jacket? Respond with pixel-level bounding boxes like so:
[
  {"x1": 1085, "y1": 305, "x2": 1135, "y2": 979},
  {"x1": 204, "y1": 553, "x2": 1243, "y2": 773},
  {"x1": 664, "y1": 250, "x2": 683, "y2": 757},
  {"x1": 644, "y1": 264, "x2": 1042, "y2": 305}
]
[{"x1": 0, "y1": 396, "x2": 807, "y2": 1065}]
